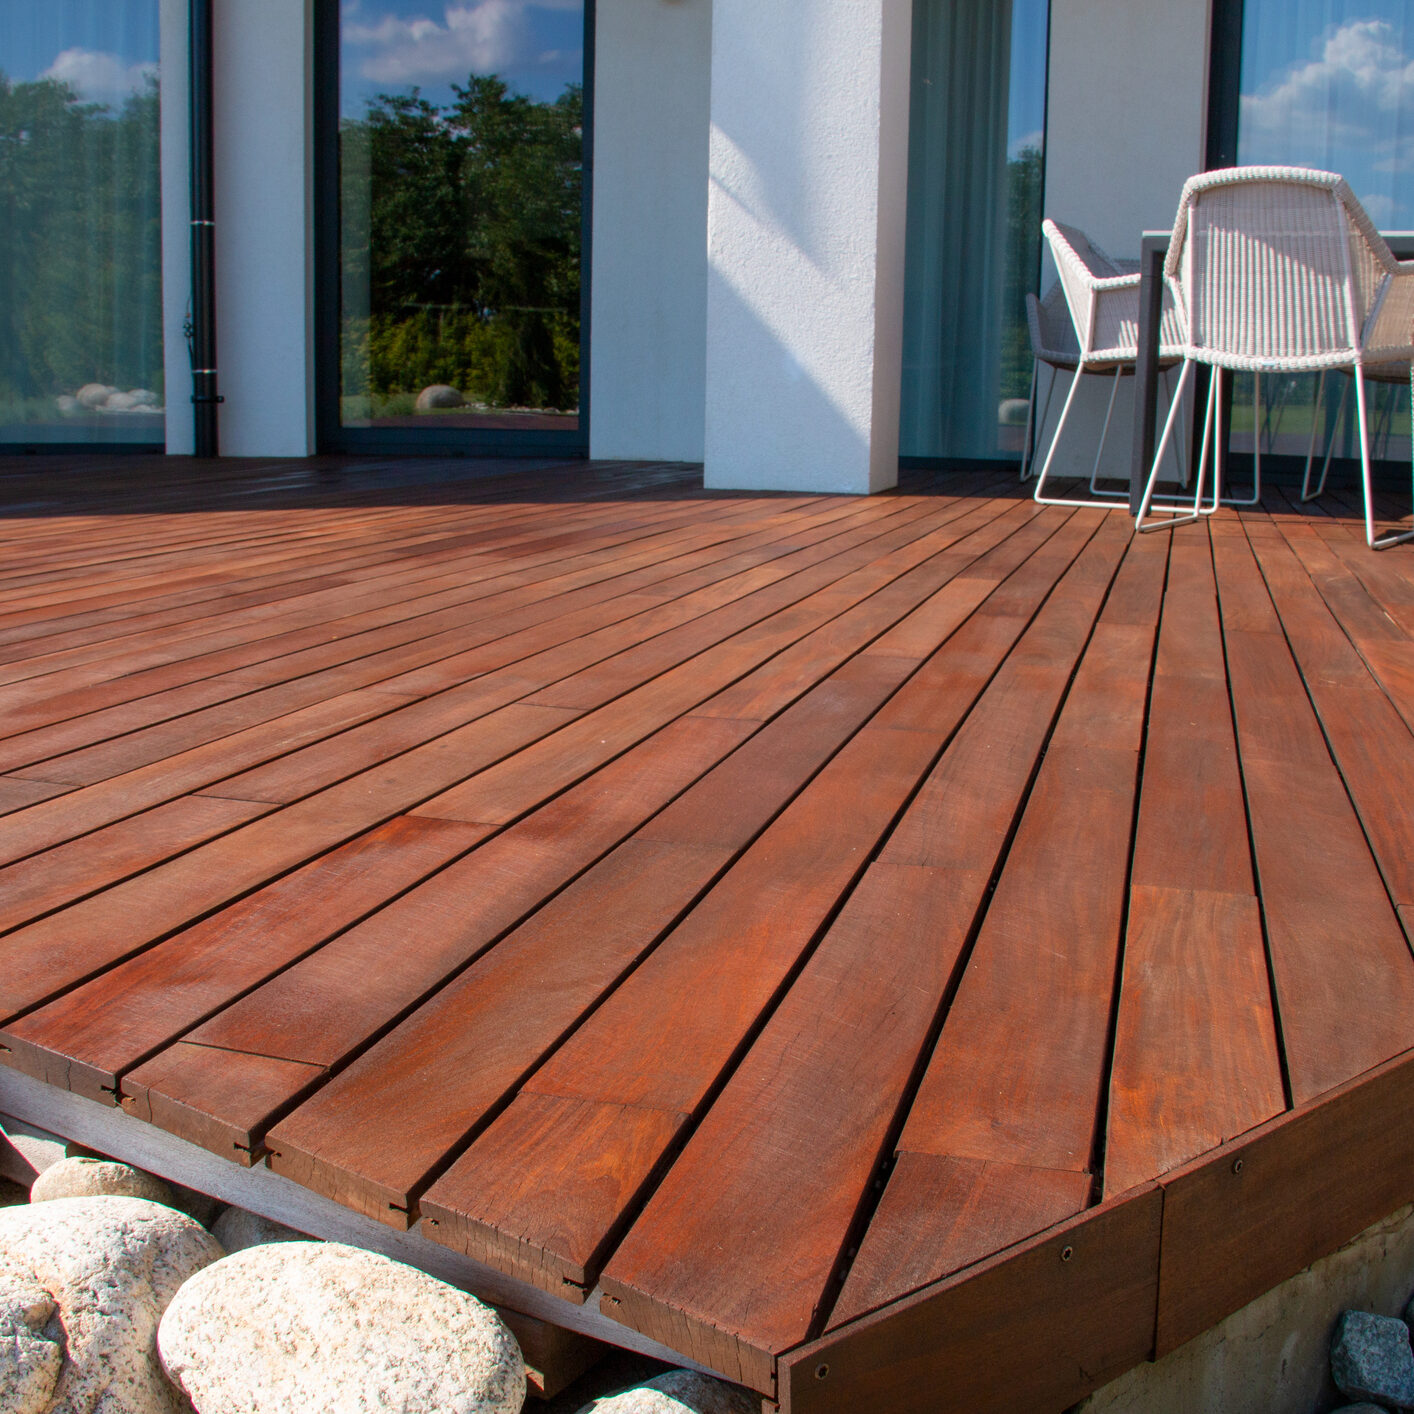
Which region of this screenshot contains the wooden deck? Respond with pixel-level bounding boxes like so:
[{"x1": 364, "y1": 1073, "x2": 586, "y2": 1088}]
[{"x1": 3, "y1": 452, "x2": 1414, "y2": 1412}]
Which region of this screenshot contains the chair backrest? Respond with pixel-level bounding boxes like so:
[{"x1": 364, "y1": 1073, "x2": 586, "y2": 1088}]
[
  {"x1": 1026, "y1": 281, "x2": 1079, "y2": 365},
  {"x1": 1043, "y1": 219, "x2": 1124, "y2": 351},
  {"x1": 1164, "y1": 166, "x2": 1397, "y2": 369}
]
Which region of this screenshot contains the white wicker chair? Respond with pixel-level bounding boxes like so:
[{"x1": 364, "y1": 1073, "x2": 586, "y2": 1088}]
[
  {"x1": 1135, "y1": 166, "x2": 1414, "y2": 547},
  {"x1": 1028, "y1": 220, "x2": 1187, "y2": 508}
]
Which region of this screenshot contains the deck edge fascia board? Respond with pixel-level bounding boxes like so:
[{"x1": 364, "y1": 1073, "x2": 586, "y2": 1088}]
[
  {"x1": 0, "y1": 1065, "x2": 712, "y2": 1374},
  {"x1": 779, "y1": 1044, "x2": 1414, "y2": 1414},
  {"x1": 775, "y1": 1183, "x2": 1164, "y2": 1414}
]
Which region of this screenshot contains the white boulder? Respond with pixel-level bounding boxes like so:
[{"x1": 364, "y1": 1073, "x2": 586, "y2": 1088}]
[
  {"x1": 158, "y1": 1241, "x2": 524, "y2": 1414},
  {"x1": 75, "y1": 384, "x2": 118, "y2": 409},
  {"x1": 416, "y1": 384, "x2": 466, "y2": 410},
  {"x1": 31, "y1": 1158, "x2": 175, "y2": 1209},
  {"x1": 0, "y1": 1195, "x2": 223, "y2": 1414},
  {"x1": 576, "y1": 1371, "x2": 760, "y2": 1414},
  {"x1": 0, "y1": 1257, "x2": 63, "y2": 1414},
  {"x1": 209, "y1": 1205, "x2": 309, "y2": 1253}
]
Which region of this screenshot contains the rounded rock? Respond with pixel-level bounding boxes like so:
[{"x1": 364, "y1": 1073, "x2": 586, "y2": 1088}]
[
  {"x1": 158, "y1": 1240, "x2": 525, "y2": 1414},
  {"x1": 0, "y1": 1195, "x2": 223, "y2": 1414},
  {"x1": 998, "y1": 397, "x2": 1031, "y2": 427},
  {"x1": 576, "y1": 1369, "x2": 760, "y2": 1414},
  {"x1": 0, "y1": 1258, "x2": 63, "y2": 1414},
  {"x1": 55, "y1": 394, "x2": 81, "y2": 416},
  {"x1": 103, "y1": 391, "x2": 142, "y2": 411},
  {"x1": 210, "y1": 1205, "x2": 309, "y2": 1253},
  {"x1": 76, "y1": 383, "x2": 119, "y2": 409},
  {"x1": 416, "y1": 383, "x2": 466, "y2": 410},
  {"x1": 127, "y1": 388, "x2": 160, "y2": 407},
  {"x1": 1331, "y1": 1309, "x2": 1414, "y2": 1407},
  {"x1": 32, "y1": 1156, "x2": 175, "y2": 1208}
]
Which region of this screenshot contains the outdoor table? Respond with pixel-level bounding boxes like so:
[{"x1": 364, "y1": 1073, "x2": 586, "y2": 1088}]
[{"x1": 1127, "y1": 227, "x2": 1414, "y2": 514}]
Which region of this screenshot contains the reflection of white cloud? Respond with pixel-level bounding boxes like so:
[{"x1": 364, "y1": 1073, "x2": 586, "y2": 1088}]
[
  {"x1": 1241, "y1": 19, "x2": 1414, "y2": 159},
  {"x1": 1008, "y1": 128, "x2": 1043, "y2": 158},
  {"x1": 1361, "y1": 190, "x2": 1395, "y2": 223},
  {"x1": 345, "y1": 1, "x2": 577, "y2": 84},
  {"x1": 42, "y1": 49, "x2": 157, "y2": 104}
]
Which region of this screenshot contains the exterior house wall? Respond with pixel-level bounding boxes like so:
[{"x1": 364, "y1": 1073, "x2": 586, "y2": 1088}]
[
  {"x1": 153, "y1": 0, "x2": 1217, "y2": 482},
  {"x1": 1034, "y1": 0, "x2": 1213, "y2": 483},
  {"x1": 588, "y1": 0, "x2": 713, "y2": 463},
  {"x1": 702, "y1": 0, "x2": 912, "y2": 494}
]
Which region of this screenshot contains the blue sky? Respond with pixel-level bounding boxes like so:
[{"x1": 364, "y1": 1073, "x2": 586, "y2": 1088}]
[
  {"x1": 1239, "y1": 1, "x2": 1414, "y2": 227},
  {"x1": 0, "y1": 2, "x2": 159, "y2": 104},
  {"x1": 340, "y1": 0, "x2": 584, "y2": 116}
]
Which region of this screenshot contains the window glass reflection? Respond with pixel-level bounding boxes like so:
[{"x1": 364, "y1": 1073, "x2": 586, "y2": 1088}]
[
  {"x1": 0, "y1": 3, "x2": 163, "y2": 445},
  {"x1": 1235, "y1": 0, "x2": 1414, "y2": 463},
  {"x1": 338, "y1": 1, "x2": 584, "y2": 433}
]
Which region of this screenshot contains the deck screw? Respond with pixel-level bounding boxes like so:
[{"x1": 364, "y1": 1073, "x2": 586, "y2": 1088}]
[
  {"x1": 815, "y1": 1364, "x2": 830, "y2": 1381},
  {"x1": 1232, "y1": 1158, "x2": 1244, "y2": 1176},
  {"x1": 1060, "y1": 1245, "x2": 1074, "y2": 1263}
]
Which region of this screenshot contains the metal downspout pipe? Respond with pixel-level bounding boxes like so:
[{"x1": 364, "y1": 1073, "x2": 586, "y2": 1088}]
[{"x1": 188, "y1": 0, "x2": 220, "y2": 456}]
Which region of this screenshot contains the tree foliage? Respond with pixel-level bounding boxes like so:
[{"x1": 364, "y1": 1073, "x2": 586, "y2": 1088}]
[
  {"x1": 0, "y1": 72, "x2": 163, "y2": 414},
  {"x1": 340, "y1": 76, "x2": 582, "y2": 413}
]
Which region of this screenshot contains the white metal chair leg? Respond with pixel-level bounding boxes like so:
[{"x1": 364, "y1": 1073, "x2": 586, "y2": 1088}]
[
  {"x1": 1034, "y1": 365, "x2": 1130, "y2": 509},
  {"x1": 1358, "y1": 365, "x2": 1414, "y2": 549},
  {"x1": 1019, "y1": 363, "x2": 1038, "y2": 482},
  {"x1": 1087, "y1": 368, "x2": 1123, "y2": 494},
  {"x1": 1136, "y1": 359, "x2": 1213, "y2": 531},
  {"x1": 1305, "y1": 375, "x2": 1350, "y2": 503},
  {"x1": 1301, "y1": 371, "x2": 1328, "y2": 501},
  {"x1": 1218, "y1": 369, "x2": 1262, "y2": 506}
]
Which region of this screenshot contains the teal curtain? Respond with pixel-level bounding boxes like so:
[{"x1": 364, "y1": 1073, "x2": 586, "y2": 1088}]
[
  {"x1": 0, "y1": 3, "x2": 163, "y2": 444},
  {"x1": 900, "y1": 0, "x2": 1048, "y2": 462}
]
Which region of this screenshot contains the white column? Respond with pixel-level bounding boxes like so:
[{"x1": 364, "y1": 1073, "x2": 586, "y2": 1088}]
[
  {"x1": 159, "y1": 0, "x2": 193, "y2": 454},
  {"x1": 703, "y1": 0, "x2": 912, "y2": 494},
  {"x1": 211, "y1": 0, "x2": 316, "y2": 456},
  {"x1": 588, "y1": 0, "x2": 713, "y2": 463}
]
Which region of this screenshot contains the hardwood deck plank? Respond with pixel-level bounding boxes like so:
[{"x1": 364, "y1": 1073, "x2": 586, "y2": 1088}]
[
  {"x1": 1211, "y1": 529, "x2": 1414, "y2": 1103},
  {"x1": 0, "y1": 814, "x2": 489, "y2": 1106},
  {"x1": 1104, "y1": 523, "x2": 1284, "y2": 1200},
  {"x1": 830, "y1": 522, "x2": 1159, "y2": 1326},
  {"x1": 416, "y1": 517, "x2": 1132, "y2": 1304}
]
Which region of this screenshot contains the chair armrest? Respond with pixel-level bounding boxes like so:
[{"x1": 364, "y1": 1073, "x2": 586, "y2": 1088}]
[{"x1": 1364, "y1": 266, "x2": 1414, "y2": 360}]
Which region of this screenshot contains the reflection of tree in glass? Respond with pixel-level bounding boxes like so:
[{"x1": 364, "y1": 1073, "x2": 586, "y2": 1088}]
[
  {"x1": 1001, "y1": 143, "x2": 1043, "y2": 403},
  {"x1": 0, "y1": 72, "x2": 162, "y2": 416},
  {"x1": 341, "y1": 76, "x2": 582, "y2": 414}
]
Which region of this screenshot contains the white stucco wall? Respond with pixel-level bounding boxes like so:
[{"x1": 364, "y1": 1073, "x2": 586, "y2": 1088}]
[
  {"x1": 588, "y1": 0, "x2": 713, "y2": 463},
  {"x1": 209, "y1": 0, "x2": 316, "y2": 457},
  {"x1": 702, "y1": 0, "x2": 912, "y2": 494},
  {"x1": 1037, "y1": 0, "x2": 1212, "y2": 483}
]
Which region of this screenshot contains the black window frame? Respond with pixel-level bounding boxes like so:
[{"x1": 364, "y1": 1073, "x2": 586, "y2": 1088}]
[{"x1": 312, "y1": 0, "x2": 594, "y2": 458}]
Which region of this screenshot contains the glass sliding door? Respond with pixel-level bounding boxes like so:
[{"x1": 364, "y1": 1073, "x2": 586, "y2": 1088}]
[
  {"x1": 0, "y1": 3, "x2": 163, "y2": 448},
  {"x1": 900, "y1": 0, "x2": 1050, "y2": 463},
  {"x1": 1228, "y1": 0, "x2": 1414, "y2": 465},
  {"x1": 323, "y1": 0, "x2": 588, "y2": 450}
]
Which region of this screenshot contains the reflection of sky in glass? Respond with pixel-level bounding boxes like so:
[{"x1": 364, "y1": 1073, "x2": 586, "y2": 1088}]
[
  {"x1": 1, "y1": 2, "x2": 158, "y2": 104},
  {"x1": 340, "y1": 0, "x2": 583, "y2": 117},
  {"x1": 1007, "y1": 0, "x2": 1049, "y2": 157},
  {"x1": 1238, "y1": 0, "x2": 1414, "y2": 229}
]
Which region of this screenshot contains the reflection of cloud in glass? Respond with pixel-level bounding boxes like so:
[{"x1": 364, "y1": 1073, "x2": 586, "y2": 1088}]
[
  {"x1": 1008, "y1": 128, "x2": 1043, "y2": 158},
  {"x1": 41, "y1": 48, "x2": 157, "y2": 105},
  {"x1": 1241, "y1": 19, "x2": 1414, "y2": 158},
  {"x1": 344, "y1": 0, "x2": 579, "y2": 85},
  {"x1": 1240, "y1": 17, "x2": 1414, "y2": 227}
]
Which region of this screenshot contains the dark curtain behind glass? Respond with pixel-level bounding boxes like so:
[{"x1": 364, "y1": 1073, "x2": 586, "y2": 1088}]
[
  {"x1": 899, "y1": 0, "x2": 1048, "y2": 462},
  {"x1": 0, "y1": 3, "x2": 163, "y2": 444}
]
